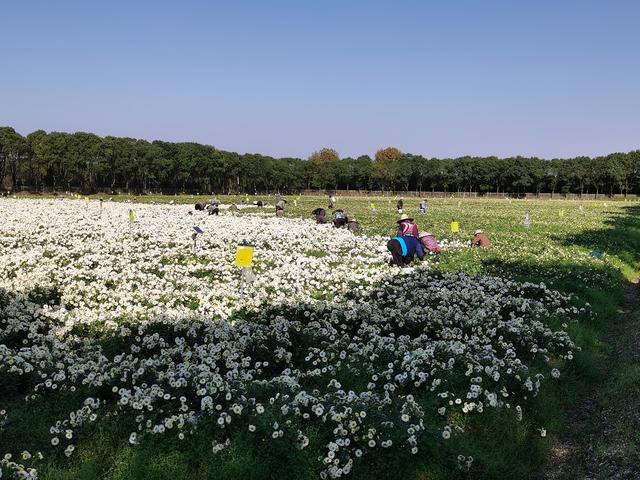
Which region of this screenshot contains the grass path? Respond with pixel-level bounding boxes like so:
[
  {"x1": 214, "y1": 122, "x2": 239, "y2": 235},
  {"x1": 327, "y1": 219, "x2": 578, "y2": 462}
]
[{"x1": 545, "y1": 279, "x2": 640, "y2": 480}]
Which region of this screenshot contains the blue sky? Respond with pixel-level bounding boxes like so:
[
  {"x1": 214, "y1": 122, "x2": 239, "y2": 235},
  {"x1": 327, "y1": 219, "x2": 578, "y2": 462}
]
[{"x1": 2, "y1": 0, "x2": 639, "y2": 159}]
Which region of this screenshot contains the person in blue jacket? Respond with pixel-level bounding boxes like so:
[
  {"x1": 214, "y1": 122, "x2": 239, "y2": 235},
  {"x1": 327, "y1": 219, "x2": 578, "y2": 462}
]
[{"x1": 387, "y1": 235, "x2": 425, "y2": 267}]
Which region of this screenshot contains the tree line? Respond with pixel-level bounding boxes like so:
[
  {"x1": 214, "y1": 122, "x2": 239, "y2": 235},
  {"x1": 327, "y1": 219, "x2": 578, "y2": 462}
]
[{"x1": 1, "y1": 127, "x2": 639, "y2": 196}]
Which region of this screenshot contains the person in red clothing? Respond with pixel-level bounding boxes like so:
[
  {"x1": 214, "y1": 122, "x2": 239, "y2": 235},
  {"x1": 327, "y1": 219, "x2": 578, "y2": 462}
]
[
  {"x1": 418, "y1": 232, "x2": 441, "y2": 254},
  {"x1": 396, "y1": 214, "x2": 418, "y2": 237}
]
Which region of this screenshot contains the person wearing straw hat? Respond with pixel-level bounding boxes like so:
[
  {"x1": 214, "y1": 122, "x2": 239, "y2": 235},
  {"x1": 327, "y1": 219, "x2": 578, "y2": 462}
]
[
  {"x1": 347, "y1": 217, "x2": 360, "y2": 232},
  {"x1": 396, "y1": 213, "x2": 419, "y2": 237},
  {"x1": 472, "y1": 229, "x2": 491, "y2": 248},
  {"x1": 418, "y1": 231, "x2": 441, "y2": 254}
]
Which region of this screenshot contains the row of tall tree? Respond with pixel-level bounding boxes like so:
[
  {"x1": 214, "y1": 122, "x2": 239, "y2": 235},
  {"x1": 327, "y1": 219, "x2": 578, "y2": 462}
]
[{"x1": 1, "y1": 127, "x2": 639, "y2": 195}]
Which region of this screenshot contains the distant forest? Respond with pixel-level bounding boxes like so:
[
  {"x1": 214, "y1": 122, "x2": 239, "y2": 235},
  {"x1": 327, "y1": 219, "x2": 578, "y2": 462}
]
[{"x1": 1, "y1": 126, "x2": 639, "y2": 195}]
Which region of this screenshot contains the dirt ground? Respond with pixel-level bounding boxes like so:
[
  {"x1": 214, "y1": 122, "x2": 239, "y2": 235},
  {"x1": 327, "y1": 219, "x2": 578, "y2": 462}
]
[{"x1": 545, "y1": 281, "x2": 640, "y2": 480}]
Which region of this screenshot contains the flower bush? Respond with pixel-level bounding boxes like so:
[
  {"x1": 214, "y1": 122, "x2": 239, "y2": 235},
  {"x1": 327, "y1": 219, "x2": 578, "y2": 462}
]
[{"x1": 0, "y1": 199, "x2": 595, "y2": 478}]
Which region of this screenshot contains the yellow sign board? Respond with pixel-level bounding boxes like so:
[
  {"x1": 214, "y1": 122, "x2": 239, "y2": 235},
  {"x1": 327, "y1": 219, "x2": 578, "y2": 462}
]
[
  {"x1": 451, "y1": 221, "x2": 460, "y2": 233},
  {"x1": 370, "y1": 202, "x2": 376, "y2": 210},
  {"x1": 559, "y1": 209, "x2": 565, "y2": 217},
  {"x1": 235, "y1": 246, "x2": 254, "y2": 267}
]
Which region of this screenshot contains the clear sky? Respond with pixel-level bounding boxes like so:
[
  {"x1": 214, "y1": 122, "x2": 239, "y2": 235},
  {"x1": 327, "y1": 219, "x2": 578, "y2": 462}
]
[{"x1": 2, "y1": 0, "x2": 639, "y2": 159}]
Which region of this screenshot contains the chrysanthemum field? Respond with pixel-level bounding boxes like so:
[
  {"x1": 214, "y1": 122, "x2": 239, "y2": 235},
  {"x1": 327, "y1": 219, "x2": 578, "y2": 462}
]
[{"x1": 1, "y1": 196, "x2": 638, "y2": 480}]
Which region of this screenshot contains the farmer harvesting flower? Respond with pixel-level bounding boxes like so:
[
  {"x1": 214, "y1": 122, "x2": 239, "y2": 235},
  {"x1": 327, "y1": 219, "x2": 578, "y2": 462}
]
[
  {"x1": 418, "y1": 232, "x2": 441, "y2": 254},
  {"x1": 472, "y1": 229, "x2": 491, "y2": 248},
  {"x1": 206, "y1": 203, "x2": 219, "y2": 215},
  {"x1": 275, "y1": 196, "x2": 287, "y2": 217},
  {"x1": 347, "y1": 217, "x2": 360, "y2": 232},
  {"x1": 332, "y1": 209, "x2": 348, "y2": 228},
  {"x1": 387, "y1": 235, "x2": 424, "y2": 267},
  {"x1": 396, "y1": 196, "x2": 404, "y2": 213},
  {"x1": 396, "y1": 214, "x2": 418, "y2": 237},
  {"x1": 312, "y1": 207, "x2": 327, "y2": 224}
]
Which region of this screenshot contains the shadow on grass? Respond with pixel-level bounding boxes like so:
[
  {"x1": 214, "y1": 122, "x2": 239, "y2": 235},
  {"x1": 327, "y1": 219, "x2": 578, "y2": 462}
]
[{"x1": 556, "y1": 204, "x2": 640, "y2": 278}]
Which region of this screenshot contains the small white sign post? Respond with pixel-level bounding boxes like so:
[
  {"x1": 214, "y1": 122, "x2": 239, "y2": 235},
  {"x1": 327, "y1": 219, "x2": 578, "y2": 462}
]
[{"x1": 192, "y1": 226, "x2": 204, "y2": 252}]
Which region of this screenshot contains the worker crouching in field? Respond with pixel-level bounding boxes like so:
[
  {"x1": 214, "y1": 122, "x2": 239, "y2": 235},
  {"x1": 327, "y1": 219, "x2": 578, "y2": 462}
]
[
  {"x1": 472, "y1": 229, "x2": 491, "y2": 248},
  {"x1": 275, "y1": 197, "x2": 287, "y2": 217},
  {"x1": 418, "y1": 232, "x2": 441, "y2": 254},
  {"x1": 206, "y1": 203, "x2": 219, "y2": 215},
  {"x1": 347, "y1": 217, "x2": 360, "y2": 232},
  {"x1": 195, "y1": 203, "x2": 205, "y2": 211},
  {"x1": 312, "y1": 208, "x2": 328, "y2": 224},
  {"x1": 396, "y1": 214, "x2": 418, "y2": 237},
  {"x1": 332, "y1": 209, "x2": 348, "y2": 228},
  {"x1": 387, "y1": 235, "x2": 424, "y2": 267}
]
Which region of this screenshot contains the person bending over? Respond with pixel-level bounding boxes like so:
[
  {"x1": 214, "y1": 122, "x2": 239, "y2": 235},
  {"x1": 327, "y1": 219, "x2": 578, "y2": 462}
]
[
  {"x1": 312, "y1": 207, "x2": 328, "y2": 224},
  {"x1": 347, "y1": 217, "x2": 360, "y2": 232},
  {"x1": 472, "y1": 229, "x2": 491, "y2": 248},
  {"x1": 418, "y1": 232, "x2": 441, "y2": 254},
  {"x1": 206, "y1": 204, "x2": 219, "y2": 215},
  {"x1": 332, "y1": 209, "x2": 348, "y2": 228},
  {"x1": 387, "y1": 235, "x2": 424, "y2": 267}
]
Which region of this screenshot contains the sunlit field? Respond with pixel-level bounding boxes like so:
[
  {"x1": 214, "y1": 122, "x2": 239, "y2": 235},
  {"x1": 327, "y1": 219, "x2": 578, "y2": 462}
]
[{"x1": 1, "y1": 195, "x2": 638, "y2": 480}]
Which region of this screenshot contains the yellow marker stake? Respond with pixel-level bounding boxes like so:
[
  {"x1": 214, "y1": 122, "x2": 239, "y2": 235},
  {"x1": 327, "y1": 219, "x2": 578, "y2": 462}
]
[
  {"x1": 559, "y1": 209, "x2": 565, "y2": 217},
  {"x1": 451, "y1": 221, "x2": 460, "y2": 233},
  {"x1": 129, "y1": 210, "x2": 134, "y2": 222},
  {"x1": 370, "y1": 202, "x2": 376, "y2": 210},
  {"x1": 235, "y1": 246, "x2": 254, "y2": 268}
]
